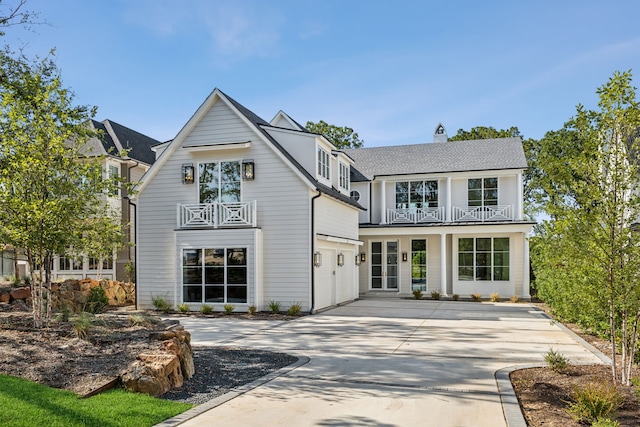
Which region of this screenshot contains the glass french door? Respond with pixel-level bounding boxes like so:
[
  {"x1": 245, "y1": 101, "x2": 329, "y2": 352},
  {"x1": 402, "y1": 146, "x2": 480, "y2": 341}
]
[{"x1": 371, "y1": 241, "x2": 398, "y2": 290}]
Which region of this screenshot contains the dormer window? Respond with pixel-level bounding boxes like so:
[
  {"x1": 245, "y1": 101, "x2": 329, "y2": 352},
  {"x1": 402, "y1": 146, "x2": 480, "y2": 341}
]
[
  {"x1": 339, "y1": 162, "x2": 349, "y2": 190},
  {"x1": 317, "y1": 147, "x2": 330, "y2": 180}
]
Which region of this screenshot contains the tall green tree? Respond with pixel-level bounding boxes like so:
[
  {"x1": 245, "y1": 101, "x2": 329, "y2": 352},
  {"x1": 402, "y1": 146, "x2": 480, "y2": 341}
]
[
  {"x1": 0, "y1": 51, "x2": 122, "y2": 326},
  {"x1": 448, "y1": 126, "x2": 522, "y2": 141},
  {"x1": 305, "y1": 120, "x2": 364, "y2": 149},
  {"x1": 531, "y1": 70, "x2": 640, "y2": 385}
]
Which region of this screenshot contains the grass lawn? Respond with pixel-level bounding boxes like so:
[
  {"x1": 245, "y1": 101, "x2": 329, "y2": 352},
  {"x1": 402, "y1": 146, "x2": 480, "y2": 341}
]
[{"x1": 0, "y1": 375, "x2": 193, "y2": 427}]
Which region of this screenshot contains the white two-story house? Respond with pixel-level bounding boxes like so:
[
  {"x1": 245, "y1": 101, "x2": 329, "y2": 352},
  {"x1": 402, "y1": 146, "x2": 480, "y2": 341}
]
[
  {"x1": 344, "y1": 125, "x2": 534, "y2": 299},
  {"x1": 135, "y1": 91, "x2": 534, "y2": 313},
  {"x1": 134, "y1": 89, "x2": 362, "y2": 312}
]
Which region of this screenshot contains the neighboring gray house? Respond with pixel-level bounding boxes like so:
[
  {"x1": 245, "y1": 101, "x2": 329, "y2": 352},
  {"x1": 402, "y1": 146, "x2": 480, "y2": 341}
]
[{"x1": 51, "y1": 119, "x2": 160, "y2": 282}]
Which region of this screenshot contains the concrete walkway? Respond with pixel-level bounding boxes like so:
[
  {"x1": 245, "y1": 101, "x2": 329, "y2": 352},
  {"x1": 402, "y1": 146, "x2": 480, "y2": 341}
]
[{"x1": 160, "y1": 299, "x2": 607, "y2": 427}]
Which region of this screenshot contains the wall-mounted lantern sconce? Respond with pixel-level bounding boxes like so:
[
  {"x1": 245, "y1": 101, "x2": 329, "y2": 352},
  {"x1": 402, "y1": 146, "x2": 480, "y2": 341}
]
[
  {"x1": 337, "y1": 253, "x2": 344, "y2": 267},
  {"x1": 182, "y1": 164, "x2": 195, "y2": 184},
  {"x1": 313, "y1": 251, "x2": 322, "y2": 267},
  {"x1": 355, "y1": 255, "x2": 361, "y2": 266},
  {"x1": 402, "y1": 252, "x2": 408, "y2": 262},
  {"x1": 242, "y1": 159, "x2": 255, "y2": 180},
  {"x1": 359, "y1": 253, "x2": 366, "y2": 263}
]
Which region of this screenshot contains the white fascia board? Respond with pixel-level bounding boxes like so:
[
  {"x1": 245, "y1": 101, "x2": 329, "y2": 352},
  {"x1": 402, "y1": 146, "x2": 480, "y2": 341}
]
[
  {"x1": 372, "y1": 168, "x2": 527, "y2": 182},
  {"x1": 317, "y1": 234, "x2": 364, "y2": 246},
  {"x1": 182, "y1": 141, "x2": 251, "y2": 152},
  {"x1": 358, "y1": 222, "x2": 535, "y2": 237}
]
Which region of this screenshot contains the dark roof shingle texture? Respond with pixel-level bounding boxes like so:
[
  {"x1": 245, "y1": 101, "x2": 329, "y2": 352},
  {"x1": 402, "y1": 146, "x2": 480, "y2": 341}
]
[{"x1": 343, "y1": 138, "x2": 527, "y2": 181}]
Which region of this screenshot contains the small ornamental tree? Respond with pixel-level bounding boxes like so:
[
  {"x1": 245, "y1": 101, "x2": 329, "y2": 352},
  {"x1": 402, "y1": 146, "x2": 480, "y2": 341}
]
[
  {"x1": 0, "y1": 51, "x2": 123, "y2": 327},
  {"x1": 531, "y1": 70, "x2": 640, "y2": 385}
]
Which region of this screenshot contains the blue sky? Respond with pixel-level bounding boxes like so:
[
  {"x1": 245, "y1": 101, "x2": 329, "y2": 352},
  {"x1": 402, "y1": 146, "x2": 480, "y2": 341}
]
[{"x1": 3, "y1": 0, "x2": 640, "y2": 146}]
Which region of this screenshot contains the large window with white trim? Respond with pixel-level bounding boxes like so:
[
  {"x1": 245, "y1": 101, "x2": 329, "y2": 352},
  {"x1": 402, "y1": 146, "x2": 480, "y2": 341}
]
[
  {"x1": 468, "y1": 178, "x2": 498, "y2": 207},
  {"x1": 395, "y1": 180, "x2": 438, "y2": 209},
  {"x1": 317, "y1": 147, "x2": 330, "y2": 180},
  {"x1": 339, "y1": 162, "x2": 349, "y2": 190},
  {"x1": 458, "y1": 237, "x2": 509, "y2": 281},
  {"x1": 183, "y1": 247, "x2": 248, "y2": 303},
  {"x1": 199, "y1": 161, "x2": 241, "y2": 203}
]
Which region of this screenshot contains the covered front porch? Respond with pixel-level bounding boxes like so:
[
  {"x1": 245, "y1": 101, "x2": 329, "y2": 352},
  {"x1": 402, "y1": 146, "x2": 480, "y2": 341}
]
[{"x1": 356, "y1": 223, "x2": 533, "y2": 300}]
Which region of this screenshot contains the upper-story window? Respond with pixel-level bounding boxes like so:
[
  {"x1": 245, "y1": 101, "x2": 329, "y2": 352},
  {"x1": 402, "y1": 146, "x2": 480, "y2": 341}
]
[
  {"x1": 199, "y1": 161, "x2": 241, "y2": 203},
  {"x1": 395, "y1": 180, "x2": 438, "y2": 209},
  {"x1": 108, "y1": 164, "x2": 119, "y2": 197},
  {"x1": 317, "y1": 147, "x2": 330, "y2": 180},
  {"x1": 350, "y1": 190, "x2": 360, "y2": 202},
  {"x1": 339, "y1": 162, "x2": 350, "y2": 190},
  {"x1": 468, "y1": 178, "x2": 497, "y2": 207}
]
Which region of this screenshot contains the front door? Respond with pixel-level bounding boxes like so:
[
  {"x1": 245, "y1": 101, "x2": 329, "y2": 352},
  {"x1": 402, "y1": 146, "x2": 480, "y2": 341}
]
[{"x1": 371, "y1": 241, "x2": 398, "y2": 290}]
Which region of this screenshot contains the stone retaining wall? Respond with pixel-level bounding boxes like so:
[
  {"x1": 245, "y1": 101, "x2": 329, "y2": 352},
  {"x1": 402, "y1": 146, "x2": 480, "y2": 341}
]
[{"x1": 0, "y1": 278, "x2": 135, "y2": 312}]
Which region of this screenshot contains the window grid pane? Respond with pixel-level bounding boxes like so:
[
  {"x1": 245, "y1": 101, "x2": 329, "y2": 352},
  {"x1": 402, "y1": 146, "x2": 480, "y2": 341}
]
[
  {"x1": 183, "y1": 247, "x2": 249, "y2": 304},
  {"x1": 458, "y1": 237, "x2": 509, "y2": 281}
]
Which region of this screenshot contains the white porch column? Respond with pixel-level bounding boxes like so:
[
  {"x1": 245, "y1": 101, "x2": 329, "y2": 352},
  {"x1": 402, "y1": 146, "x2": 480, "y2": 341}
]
[
  {"x1": 380, "y1": 180, "x2": 387, "y2": 224},
  {"x1": 522, "y1": 232, "x2": 530, "y2": 298},
  {"x1": 516, "y1": 173, "x2": 523, "y2": 221},
  {"x1": 445, "y1": 177, "x2": 451, "y2": 222},
  {"x1": 440, "y1": 233, "x2": 447, "y2": 295}
]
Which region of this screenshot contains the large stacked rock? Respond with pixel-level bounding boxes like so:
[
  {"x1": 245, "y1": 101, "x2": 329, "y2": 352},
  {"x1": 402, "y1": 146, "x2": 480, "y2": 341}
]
[
  {"x1": 120, "y1": 322, "x2": 195, "y2": 396},
  {"x1": 0, "y1": 286, "x2": 32, "y2": 311}
]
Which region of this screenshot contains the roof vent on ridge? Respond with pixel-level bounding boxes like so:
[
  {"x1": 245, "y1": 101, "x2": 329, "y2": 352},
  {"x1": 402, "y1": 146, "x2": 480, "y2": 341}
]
[{"x1": 433, "y1": 123, "x2": 448, "y2": 143}]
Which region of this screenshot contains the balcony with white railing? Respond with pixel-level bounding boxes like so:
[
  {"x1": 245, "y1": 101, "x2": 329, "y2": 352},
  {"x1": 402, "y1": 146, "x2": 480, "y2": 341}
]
[
  {"x1": 453, "y1": 205, "x2": 513, "y2": 222},
  {"x1": 177, "y1": 201, "x2": 257, "y2": 229},
  {"x1": 387, "y1": 207, "x2": 445, "y2": 224}
]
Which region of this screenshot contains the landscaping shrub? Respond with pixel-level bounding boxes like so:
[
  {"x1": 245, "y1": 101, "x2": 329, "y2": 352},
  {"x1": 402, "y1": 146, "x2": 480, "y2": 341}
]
[
  {"x1": 86, "y1": 286, "x2": 109, "y2": 314},
  {"x1": 544, "y1": 347, "x2": 569, "y2": 373},
  {"x1": 200, "y1": 304, "x2": 213, "y2": 314},
  {"x1": 151, "y1": 295, "x2": 172, "y2": 313},
  {"x1": 490, "y1": 292, "x2": 500, "y2": 302},
  {"x1": 567, "y1": 382, "x2": 623, "y2": 423},
  {"x1": 268, "y1": 300, "x2": 281, "y2": 314},
  {"x1": 452, "y1": 294, "x2": 459, "y2": 301},
  {"x1": 430, "y1": 290, "x2": 440, "y2": 300},
  {"x1": 412, "y1": 289, "x2": 423, "y2": 300},
  {"x1": 471, "y1": 292, "x2": 482, "y2": 302},
  {"x1": 592, "y1": 418, "x2": 620, "y2": 427},
  {"x1": 177, "y1": 303, "x2": 189, "y2": 313},
  {"x1": 72, "y1": 313, "x2": 92, "y2": 340},
  {"x1": 287, "y1": 302, "x2": 302, "y2": 316},
  {"x1": 223, "y1": 304, "x2": 235, "y2": 314},
  {"x1": 510, "y1": 295, "x2": 520, "y2": 303},
  {"x1": 248, "y1": 305, "x2": 257, "y2": 315}
]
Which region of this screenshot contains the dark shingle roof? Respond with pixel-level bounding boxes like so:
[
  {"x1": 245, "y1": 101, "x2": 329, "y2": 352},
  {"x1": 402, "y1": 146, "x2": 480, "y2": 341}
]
[
  {"x1": 343, "y1": 138, "x2": 527, "y2": 181},
  {"x1": 104, "y1": 120, "x2": 159, "y2": 165}
]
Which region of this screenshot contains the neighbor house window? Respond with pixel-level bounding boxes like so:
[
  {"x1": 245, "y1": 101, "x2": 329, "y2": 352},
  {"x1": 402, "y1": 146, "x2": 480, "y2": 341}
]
[
  {"x1": 183, "y1": 247, "x2": 247, "y2": 304},
  {"x1": 395, "y1": 180, "x2": 438, "y2": 209},
  {"x1": 317, "y1": 147, "x2": 330, "y2": 180},
  {"x1": 468, "y1": 178, "x2": 498, "y2": 207},
  {"x1": 108, "y1": 164, "x2": 120, "y2": 197},
  {"x1": 458, "y1": 237, "x2": 509, "y2": 281},
  {"x1": 199, "y1": 161, "x2": 241, "y2": 203},
  {"x1": 339, "y1": 162, "x2": 349, "y2": 190},
  {"x1": 88, "y1": 255, "x2": 114, "y2": 270},
  {"x1": 59, "y1": 253, "x2": 82, "y2": 271},
  {"x1": 411, "y1": 239, "x2": 427, "y2": 291}
]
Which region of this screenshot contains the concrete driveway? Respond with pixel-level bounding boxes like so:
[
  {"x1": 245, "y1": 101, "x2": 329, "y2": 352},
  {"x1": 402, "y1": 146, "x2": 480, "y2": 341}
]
[{"x1": 160, "y1": 299, "x2": 607, "y2": 427}]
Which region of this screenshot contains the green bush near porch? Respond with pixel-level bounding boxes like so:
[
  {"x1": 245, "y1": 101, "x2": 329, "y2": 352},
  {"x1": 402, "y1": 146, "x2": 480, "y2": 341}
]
[{"x1": 0, "y1": 374, "x2": 192, "y2": 427}]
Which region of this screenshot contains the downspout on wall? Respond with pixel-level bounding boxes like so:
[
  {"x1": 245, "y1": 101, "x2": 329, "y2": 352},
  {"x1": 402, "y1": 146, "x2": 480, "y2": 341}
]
[{"x1": 310, "y1": 190, "x2": 322, "y2": 314}]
